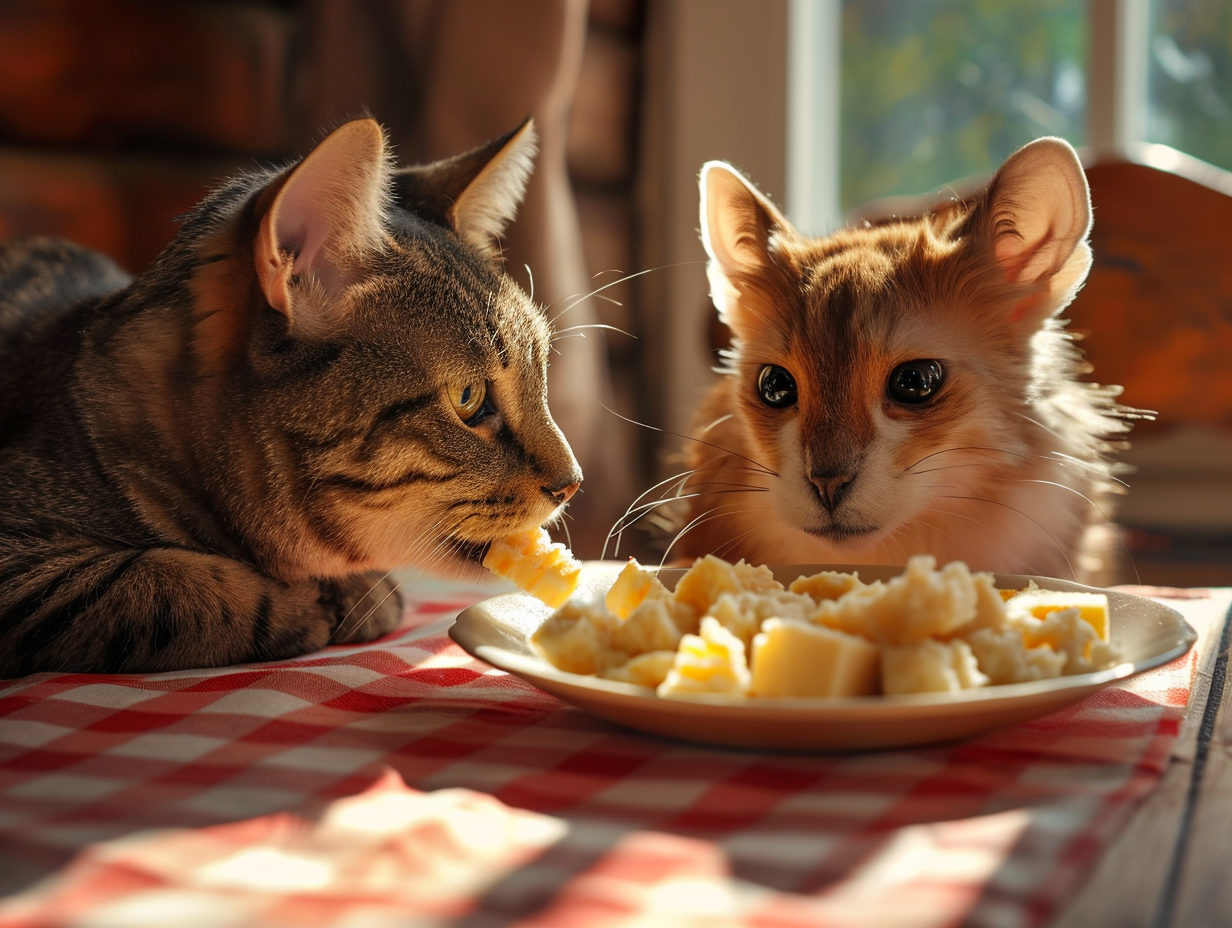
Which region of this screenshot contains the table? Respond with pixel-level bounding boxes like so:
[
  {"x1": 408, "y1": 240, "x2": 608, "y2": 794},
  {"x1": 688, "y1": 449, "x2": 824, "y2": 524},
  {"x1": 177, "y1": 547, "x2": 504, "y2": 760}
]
[{"x1": 0, "y1": 574, "x2": 1228, "y2": 928}]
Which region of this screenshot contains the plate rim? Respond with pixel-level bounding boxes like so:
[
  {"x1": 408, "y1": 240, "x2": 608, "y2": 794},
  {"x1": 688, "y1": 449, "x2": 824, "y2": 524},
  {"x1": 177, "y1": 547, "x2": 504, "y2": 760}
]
[{"x1": 447, "y1": 562, "x2": 1198, "y2": 742}]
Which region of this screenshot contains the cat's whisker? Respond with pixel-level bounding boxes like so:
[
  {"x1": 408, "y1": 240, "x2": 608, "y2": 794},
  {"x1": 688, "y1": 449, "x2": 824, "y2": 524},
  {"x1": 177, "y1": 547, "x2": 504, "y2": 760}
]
[
  {"x1": 933, "y1": 493, "x2": 1076, "y2": 579},
  {"x1": 707, "y1": 525, "x2": 763, "y2": 563},
  {"x1": 1004, "y1": 470, "x2": 1143, "y2": 583},
  {"x1": 605, "y1": 454, "x2": 773, "y2": 558},
  {"x1": 551, "y1": 323, "x2": 636, "y2": 341},
  {"x1": 904, "y1": 446, "x2": 1027, "y2": 473},
  {"x1": 547, "y1": 262, "x2": 704, "y2": 325},
  {"x1": 658, "y1": 500, "x2": 772, "y2": 571},
  {"x1": 605, "y1": 469, "x2": 699, "y2": 558},
  {"x1": 330, "y1": 511, "x2": 467, "y2": 644},
  {"x1": 907, "y1": 461, "x2": 1003, "y2": 477},
  {"x1": 598, "y1": 402, "x2": 777, "y2": 478},
  {"x1": 1039, "y1": 450, "x2": 1132, "y2": 488}
]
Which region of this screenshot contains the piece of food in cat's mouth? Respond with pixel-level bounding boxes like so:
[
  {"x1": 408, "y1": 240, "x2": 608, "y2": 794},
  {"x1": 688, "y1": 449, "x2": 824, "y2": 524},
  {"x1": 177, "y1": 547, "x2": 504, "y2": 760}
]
[
  {"x1": 529, "y1": 554, "x2": 1118, "y2": 699},
  {"x1": 483, "y1": 527, "x2": 581, "y2": 608}
]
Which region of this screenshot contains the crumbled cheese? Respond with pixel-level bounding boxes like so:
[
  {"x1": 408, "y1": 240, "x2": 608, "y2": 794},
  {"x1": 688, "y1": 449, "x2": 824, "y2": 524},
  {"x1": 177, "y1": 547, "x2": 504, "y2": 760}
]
[
  {"x1": 812, "y1": 555, "x2": 981, "y2": 645},
  {"x1": 526, "y1": 552, "x2": 1121, "y2": 699},
  {"x1": 882, "y1": 639, "x2": 989, "y2": 695},
  {"x1": 656, "y1": 617, "x2": 751, "y2": 697}
]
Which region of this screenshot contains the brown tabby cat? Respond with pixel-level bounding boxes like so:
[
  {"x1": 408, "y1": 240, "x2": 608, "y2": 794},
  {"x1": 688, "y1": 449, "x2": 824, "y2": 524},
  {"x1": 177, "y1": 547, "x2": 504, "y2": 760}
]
[
  {"x1": 0, "y1": 118, "x2": 581, "y2": 678},
  {"x1": 676, "y1": 137, "x2": 1139, "y2": 582}
]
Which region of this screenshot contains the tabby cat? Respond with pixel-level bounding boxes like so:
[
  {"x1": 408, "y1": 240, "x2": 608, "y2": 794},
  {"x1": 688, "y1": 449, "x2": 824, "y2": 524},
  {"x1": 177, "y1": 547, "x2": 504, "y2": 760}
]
[
  {"x1": 0, "y1": 118, "x2": 581, "y2": 677},
  {"x1": 675, "y1": 137, "x2": 1139, "y2": 582}
]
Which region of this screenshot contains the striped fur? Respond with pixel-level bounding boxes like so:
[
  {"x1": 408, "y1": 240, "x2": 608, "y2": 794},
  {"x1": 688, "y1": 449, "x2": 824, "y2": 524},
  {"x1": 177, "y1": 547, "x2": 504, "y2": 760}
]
[
  {"x1": 0, "y1": 119, "x2": 580, "y2": 677},
  {"x1": 677, "y1": 138, "x2": 1141, "y2": 583}
]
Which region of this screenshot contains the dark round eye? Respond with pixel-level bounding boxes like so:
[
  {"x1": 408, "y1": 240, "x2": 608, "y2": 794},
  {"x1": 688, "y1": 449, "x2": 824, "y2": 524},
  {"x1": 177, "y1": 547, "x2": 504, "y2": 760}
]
[
  {"x1": 888, "y1": 359, "x2": 944, "y2": 404},
  {"x1": 757, "y1": 364, "x2": 798, "y2": 408}
]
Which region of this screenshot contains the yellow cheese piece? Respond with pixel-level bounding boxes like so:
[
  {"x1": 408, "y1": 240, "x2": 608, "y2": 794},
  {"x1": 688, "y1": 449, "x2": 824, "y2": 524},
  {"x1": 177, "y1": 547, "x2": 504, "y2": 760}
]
[
  {"x1": 1011, "y1": 590, "x2": 1110, "y2": 642},
  {"x1": 604, "y1": 558, "x2": 669, "y2": 619},
  {"x1": 483, "y1": 527, "x2": 581, "y2": 608},
  {"x1": 656, "y1": 617, "x2": 751, "y2": 697},
  {"x1": 750, "y1": 618, "x2": 880, "y2": 698}
]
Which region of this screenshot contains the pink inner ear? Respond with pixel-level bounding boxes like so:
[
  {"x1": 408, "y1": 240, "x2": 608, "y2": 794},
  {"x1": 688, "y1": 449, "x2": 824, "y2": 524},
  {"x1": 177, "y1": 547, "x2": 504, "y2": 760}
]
[
  {"x1": 994, "y1": 219, "x2": 1062, "y2": 284},
  {"x1": 273, "y1": 163, "x2": 333, "y2": 279}
]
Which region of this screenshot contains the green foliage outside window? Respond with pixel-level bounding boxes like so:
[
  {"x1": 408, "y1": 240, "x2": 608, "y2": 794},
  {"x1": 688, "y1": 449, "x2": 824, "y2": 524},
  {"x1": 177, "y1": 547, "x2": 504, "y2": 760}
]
[
  {"x1": 840, "y1": 0, "x2": 1086, "y2": 213},
  {"x1": 1149, "y1": 0, "x2": 1232, "y2": 169}
]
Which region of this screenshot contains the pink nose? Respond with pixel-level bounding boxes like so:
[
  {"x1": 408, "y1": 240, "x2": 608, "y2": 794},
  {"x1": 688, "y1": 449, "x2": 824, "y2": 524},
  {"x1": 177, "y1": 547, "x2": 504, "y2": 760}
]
[{"x1": 810, "y1": 473, "x2": 854, "y2": 513}]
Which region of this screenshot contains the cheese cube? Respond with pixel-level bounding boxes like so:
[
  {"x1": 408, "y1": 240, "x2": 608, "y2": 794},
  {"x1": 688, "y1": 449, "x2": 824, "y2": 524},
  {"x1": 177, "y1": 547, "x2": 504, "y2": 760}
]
[
  {"x1": 750, "y1": 618, "x2": 880, "y2": 698},
  {"x1": 483, "y1": 527, "x2": 581, "y2": 608},
  {"x1": 1010, "y1": 590, "x2": 1110, "y2": 642},
  {"x1": 605, "y1": 558, "x2": 670, "y2": 619}
]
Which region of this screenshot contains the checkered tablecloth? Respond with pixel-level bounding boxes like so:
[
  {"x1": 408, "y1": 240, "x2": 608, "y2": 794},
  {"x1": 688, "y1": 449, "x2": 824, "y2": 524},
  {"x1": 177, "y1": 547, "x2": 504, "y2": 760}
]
[{"x1": 0, "y1": 576, "x2": 1225, "y2": 928}]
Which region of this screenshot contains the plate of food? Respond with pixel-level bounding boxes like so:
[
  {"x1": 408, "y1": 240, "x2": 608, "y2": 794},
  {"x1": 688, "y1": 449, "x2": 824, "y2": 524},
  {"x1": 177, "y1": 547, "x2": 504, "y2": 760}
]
[{"x1": 455, "y1": 537, "x2": 1196, "y2": 750}]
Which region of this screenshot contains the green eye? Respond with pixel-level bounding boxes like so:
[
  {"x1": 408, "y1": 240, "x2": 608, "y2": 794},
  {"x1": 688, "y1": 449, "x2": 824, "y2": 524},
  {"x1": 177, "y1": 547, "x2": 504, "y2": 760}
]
[{"x1": 449, "y1": 381, "x2": 488, "y2": 422}]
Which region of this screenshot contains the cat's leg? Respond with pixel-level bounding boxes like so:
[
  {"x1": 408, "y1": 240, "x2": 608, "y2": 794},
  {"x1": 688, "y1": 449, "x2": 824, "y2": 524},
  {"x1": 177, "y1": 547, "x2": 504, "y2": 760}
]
[
  {"x1": 0, "y1": 541, "x2": 402, "y2": 677},
  {"x1": 320, "y1": 570, "x2": 404, "y2": 644}
]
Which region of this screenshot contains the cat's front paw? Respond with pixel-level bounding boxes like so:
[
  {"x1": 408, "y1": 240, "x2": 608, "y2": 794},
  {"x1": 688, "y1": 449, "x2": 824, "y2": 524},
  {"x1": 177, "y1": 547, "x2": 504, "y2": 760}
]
[{"x1": 319, "y1": 573, "x2": 403, "y2": 644}]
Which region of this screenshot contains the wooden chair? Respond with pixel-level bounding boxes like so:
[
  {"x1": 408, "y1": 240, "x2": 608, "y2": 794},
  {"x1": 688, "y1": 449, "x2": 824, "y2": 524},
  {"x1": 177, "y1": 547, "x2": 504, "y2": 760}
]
[{"x1": 1072, "y1": 144, "x2": 1232, "y2": 586}]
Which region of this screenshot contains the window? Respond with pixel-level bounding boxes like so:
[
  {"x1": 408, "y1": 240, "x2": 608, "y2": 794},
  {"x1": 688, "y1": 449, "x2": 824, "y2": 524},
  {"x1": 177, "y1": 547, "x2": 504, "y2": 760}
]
[
  {"x1": 1149, "y1": 0, "x2": 1232, "y2": 169},
  {"x1": 787, "y1": 0, "x2": 1232, "y2": 229}
]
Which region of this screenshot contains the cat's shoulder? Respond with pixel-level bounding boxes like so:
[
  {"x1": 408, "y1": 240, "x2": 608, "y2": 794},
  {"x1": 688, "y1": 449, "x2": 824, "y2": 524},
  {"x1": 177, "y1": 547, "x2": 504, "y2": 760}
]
[{"x1": 0, "y1": 235, "x2": 132, "y2": 320}]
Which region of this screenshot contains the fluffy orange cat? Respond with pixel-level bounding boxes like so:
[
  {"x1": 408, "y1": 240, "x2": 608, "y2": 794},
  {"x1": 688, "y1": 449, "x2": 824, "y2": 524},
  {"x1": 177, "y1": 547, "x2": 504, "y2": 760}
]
[{"x1": 675, "y1": 138, "x2": 1141, "y2": 583}]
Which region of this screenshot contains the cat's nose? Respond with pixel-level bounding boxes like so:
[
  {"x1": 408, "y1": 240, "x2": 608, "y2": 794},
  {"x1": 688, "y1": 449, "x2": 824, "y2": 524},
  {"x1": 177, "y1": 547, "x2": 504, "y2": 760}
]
[
  {"x1": 543, "y1": 479, "x2": 580, "y2": 506},
  {"x1": 810, "y1": 472, "x2": 855, "y2": 513}
]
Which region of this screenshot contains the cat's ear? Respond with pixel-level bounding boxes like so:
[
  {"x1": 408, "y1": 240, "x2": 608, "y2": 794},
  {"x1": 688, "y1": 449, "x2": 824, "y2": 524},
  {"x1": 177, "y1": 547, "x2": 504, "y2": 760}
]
[
  {"x1": 978, "y1": 137, "x2": 1092, "y2": 323},
  {"x1": 255, "y1": 119, "x2": 390, "y2": 321},
  {"x1": 699, "y1": 162, "x2": 794, "y2": 319},
  {"x1": 393, "y1": 119, "x2": 537, "y2": 261}
]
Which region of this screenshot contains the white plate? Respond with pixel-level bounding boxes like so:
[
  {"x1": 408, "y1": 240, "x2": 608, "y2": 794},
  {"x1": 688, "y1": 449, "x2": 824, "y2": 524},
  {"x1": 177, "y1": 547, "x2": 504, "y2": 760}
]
[{"x1": 449, "y1": 563, "x2": 1197, "y2": 751}]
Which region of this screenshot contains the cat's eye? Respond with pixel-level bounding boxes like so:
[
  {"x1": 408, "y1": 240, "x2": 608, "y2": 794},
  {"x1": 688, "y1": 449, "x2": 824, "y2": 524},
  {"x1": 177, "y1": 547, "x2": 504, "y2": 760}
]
[
  {"x1": 888, "y1": 359, "x2": 944, "y2": 404},
  {"x1": 448, "y1": 380, "x2": 489, "y2": 424},
  {"x1": 757, "y1": 364, "x2": 798, "y2": 409}
]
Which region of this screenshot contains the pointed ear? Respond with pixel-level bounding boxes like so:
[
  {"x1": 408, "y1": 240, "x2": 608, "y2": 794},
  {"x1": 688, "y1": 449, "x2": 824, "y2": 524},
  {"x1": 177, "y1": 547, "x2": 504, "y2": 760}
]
[
  {"x1": 393, "y1": 119, "x2": 537, "y2": 260},
  {"x1": 255, "y1": 119, "x2": 390, "y2": 320},
  {"x1": 699, "y1": 162, "x2": 795, "y2": 319},
  {"x1": 978, "y1": 137, "x2": 1092, "y2": 321}
]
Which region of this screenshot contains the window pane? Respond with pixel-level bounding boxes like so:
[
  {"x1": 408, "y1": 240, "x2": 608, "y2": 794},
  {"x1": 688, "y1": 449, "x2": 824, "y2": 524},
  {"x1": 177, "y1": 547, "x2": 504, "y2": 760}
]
[
  {"x1": 1148, "y1": 0, "x2": 1232, "y2": 169},
  {"x1": 840, "y1": 0, "x2": 1086, "y2": 212}
]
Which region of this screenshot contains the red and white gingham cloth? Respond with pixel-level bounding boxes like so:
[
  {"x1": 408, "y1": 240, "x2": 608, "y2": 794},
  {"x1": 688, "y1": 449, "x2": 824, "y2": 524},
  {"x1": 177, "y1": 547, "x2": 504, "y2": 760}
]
[{"x1": 0, "y1": 576, "x2": 1226, "y2": 928}]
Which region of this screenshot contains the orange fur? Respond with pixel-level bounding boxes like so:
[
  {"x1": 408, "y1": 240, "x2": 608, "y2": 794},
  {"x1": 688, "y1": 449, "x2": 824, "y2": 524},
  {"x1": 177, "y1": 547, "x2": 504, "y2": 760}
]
[{"x1": 674, "y1": 139, "x2": 1141, "y2": 583}]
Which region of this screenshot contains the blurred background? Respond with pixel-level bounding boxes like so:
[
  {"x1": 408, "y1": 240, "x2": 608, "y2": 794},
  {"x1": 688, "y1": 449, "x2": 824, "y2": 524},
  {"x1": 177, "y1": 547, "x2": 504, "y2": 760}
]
[{"x1": 0, "y1": 0, "x2": 1229, "y2": 584}]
